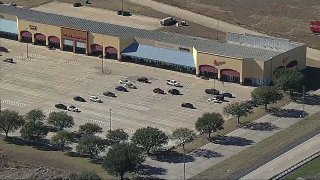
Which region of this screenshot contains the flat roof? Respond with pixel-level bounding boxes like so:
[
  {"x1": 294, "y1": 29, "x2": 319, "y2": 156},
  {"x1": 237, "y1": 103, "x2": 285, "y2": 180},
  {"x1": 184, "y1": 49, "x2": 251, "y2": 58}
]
[
  {"x1": 0, "y1": 5, "x2": 286, "y2": 61},
  {"x1": 122, "y1": 43, "x2": 195, "y2": 67}
]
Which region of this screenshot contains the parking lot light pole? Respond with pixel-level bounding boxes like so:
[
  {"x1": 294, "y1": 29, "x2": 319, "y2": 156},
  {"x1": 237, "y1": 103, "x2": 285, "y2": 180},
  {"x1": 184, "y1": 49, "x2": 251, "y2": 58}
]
[
  {"x1": 101, "y1": 42, "x2": 104, "y2": 74},
  {"x1": 109, "y1": 109, "x2": 112, "y2": 132},
  {"x1": 302, "y1": 85, "x2": 305, "y2": 118},
  {"x1": 26, "y1": 41, "x2": 29, "y2": 58}
]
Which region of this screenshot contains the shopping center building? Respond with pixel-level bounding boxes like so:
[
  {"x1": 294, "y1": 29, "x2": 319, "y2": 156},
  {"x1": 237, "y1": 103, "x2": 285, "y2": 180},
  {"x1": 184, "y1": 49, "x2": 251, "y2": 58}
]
[{"x1": 0, "y1": 5, "x2": 306, "y2": 86}]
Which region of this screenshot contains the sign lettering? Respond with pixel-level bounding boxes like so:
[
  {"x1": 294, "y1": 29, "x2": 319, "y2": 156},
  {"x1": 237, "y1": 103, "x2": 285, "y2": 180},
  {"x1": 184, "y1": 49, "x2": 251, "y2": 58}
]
[
  {"x1": 63, "y1": 33, "x2": 86, "y2": 41},
  {"x1": 29, "y1": 25, "x2": 37, "y2": 30},
  {"x1": 213, "y1": 60, "x2": 226, "y2": 66}
]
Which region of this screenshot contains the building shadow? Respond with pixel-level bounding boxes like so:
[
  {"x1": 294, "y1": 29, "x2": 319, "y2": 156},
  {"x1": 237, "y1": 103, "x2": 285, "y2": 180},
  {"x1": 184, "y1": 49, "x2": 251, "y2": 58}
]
[
  {"x1": 212, "y1": 136, "x2": 254, "y2": 146},
  {"x1": 270, "y1": 108, "x2": 308, "y2": 118},
  {"x1": 137, "y1": 164, "x2": 167, "y2": 176},
  {"x1": 239, "y1": 122, "x2": 280, "y2": 131},
  {"x1": 150, "y1": 150, "x2": 195, "y2": 163},
  {"x1": 191, "y1": 149, "x2": 223, "y2": 159}
]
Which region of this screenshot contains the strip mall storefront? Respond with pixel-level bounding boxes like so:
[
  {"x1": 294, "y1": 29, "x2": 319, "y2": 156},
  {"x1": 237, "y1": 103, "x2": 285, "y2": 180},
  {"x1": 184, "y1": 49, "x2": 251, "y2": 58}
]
[{"x1": 61, "y1": 27, "x2": 88, "y2": 54}]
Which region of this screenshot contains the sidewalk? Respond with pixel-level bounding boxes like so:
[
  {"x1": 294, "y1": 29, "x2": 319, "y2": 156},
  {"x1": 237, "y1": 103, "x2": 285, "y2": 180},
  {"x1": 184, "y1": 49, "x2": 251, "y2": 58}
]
[{"x1": 144, "y1": 102, "x2": 320, "y2": 179}]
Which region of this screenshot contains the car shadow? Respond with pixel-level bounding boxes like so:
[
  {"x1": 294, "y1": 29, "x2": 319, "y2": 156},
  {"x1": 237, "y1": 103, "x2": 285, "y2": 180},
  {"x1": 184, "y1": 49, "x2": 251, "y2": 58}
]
[
  {"x1": 239, "y1": 122, "x2": 280, "y2": 131},
  {"x1": 191, "y1": 149, "x2": 223, "y2": 159},
  {"x1": 137, "y1": 164, "x2": 167, "y2": 176},
  {"x1": 270, "y1": 108, "x2": 308, "y2": 118},
  {"x1": 211, "y1": 135, "x2": 254, "y2": 146},
  {"x1": 150, "y1": 150, "x2": 195, "y2": 163}
]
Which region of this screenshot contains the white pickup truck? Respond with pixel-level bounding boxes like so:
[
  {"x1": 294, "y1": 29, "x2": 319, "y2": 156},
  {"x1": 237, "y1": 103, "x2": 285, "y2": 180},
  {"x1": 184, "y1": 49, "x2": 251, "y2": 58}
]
[{"x1": 166, "y1": 79, "x2": 180, "y2": 87}]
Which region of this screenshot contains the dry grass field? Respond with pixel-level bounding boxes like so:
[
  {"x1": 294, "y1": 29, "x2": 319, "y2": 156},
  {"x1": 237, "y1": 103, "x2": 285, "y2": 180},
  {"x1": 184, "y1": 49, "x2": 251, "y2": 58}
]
[{"x1": 154, "y1": 0, "x2": 320, "y2": 49}]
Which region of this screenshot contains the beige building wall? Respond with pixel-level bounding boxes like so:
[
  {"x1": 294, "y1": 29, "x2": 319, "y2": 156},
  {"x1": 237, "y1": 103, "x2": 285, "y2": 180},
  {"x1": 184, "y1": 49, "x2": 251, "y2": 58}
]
[
  {"x1": 0, "y1": 13, "x2": 16, "y2": 20},
  {"x1": 196, "y1": 51, "x2": 243, "y2": 81},
  {"x1": 18, "y1": 19, "x2": 61, "y2": 45},
  {"x1": 119, "y1": 37, "x2": 136, "y2": 52},
  {"x1": 242, "y1": 59, "x2": 265, "y2": 80},
  {"x1": 88, "y1": 32, "x2": 119, "y2": 56}
]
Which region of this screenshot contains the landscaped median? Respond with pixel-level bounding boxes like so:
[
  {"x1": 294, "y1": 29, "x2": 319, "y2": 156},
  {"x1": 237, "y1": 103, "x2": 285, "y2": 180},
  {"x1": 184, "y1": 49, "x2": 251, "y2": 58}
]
[
  {"x1": 174, "y1": 94, "x2": 292, "y2": 154},
  {"x1": 190, "y1": 111, "x2": 320, "y2": 179}
]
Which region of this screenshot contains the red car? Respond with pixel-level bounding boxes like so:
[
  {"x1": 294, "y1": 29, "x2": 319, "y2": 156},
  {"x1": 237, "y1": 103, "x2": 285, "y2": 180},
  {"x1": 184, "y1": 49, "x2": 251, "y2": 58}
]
[{"x1": 310, "y1": 20, "x2": 320, "y2": 33}]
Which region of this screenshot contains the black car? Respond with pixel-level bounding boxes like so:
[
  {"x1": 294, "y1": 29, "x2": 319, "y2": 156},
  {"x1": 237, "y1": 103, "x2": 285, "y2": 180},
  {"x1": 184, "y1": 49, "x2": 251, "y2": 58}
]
[
  {"x1": 137, "y1": 77, "x2": 149, "y2": 83},
  {"x1": 214, "y1": 95, "x2": 224, "y2": 101},
  {"x1": 0, "y1": 47, "x2": 9, "y2": 52},
  {"x1": 3, "y1": 58, "x2": 14, "y2": 63},
  {"x1": 181, "y1": 103, "x2": 195, "y2": 109},
  {"x1": 55, "y1": 103, "x2": 67, "y2": 110},
  {"x1": 222, "y1": 92, "x2": 233, "y2": 98},
  {"x1": 168, "y1": 89, "x2": 180, "y2": 95},
  {"x1": 103, "y1": 91, "x2": 117, "y2": 97},
  {"x1": 115, "y1": 86, "x2": 128, "y2": 92},
  {"x1": 153, "y1": 88, "x2": 165, "y2": 94},
  {"x1": 205, "y1": 88, "x2": 219, "y2": 95},
  {"x1": 73, "y1": 2, "x2": 82, "y2": 7},
  {"x1": 73, "y1": 96, "x2": 86, "y2": 102}
]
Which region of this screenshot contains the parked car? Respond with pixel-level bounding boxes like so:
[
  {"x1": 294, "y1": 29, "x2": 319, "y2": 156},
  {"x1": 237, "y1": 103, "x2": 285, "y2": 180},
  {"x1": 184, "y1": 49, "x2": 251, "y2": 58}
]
[
  {"x1": 67, "y1": 105, "x2": 79, "y2": 112},
  {"x1": 73, "y1": 96, "x2": 86, "y2": 102},
  {"x1": 55, "y1": 103, "x2": 67, "y2": 110},
  {"x1": 200, "y1": 76, "x2": 209, "y2": 80},
  {"x1": 214, "y1": 94, "x2": 224, "y2": 101},
  {"x1": 73, "y1": 2, "x2": 82, "y2": 7},
  {"x1": 89, "y1": 96, "x2": 103, "y2": 103},
  {"x1": 245, "y1": 100, "x2": 258, "y2": 109},
  {"x1": 119, "y1": 79, "x2": 131, "y2": 84},
  {"x1": 48, "y1": 46, "x2": 56, "y2": 50},
  {"x1": 181, "y1": 103, "x2": 195, "y2": 109},
  {"x1": 137, "y1": 77, "x2": 149, "y2": 83},
  {"x1": 115, "y1": 86, "x2": 128, "y2": 92},
  {"x1": 153, "y1": 88, "x2": 165, "y2": 94},
  {"x1": 124, "y1": 83, "x2": 137, "y2": 89},
  {"x1": 207, "y1": 97, "x2": 221, "y2": 103},
  {"x1": 0, "y1": 46, "x2": 8, "y2": 52},
  {"x1": 3, "y1": 58, "x2": 14, "y2": 63},
  {"x1": 205, "y1": 88, "x2": 219, "y2": 95},
  {"x1": 168, "y1": 89, "x2": 180, "y2": 95},
  {"x1": 103, "y1": 91, "x2": 116, "y2": 97},
  {"x1": 222, "y1": 92, "x2": 233, "y2": 98},
  {"x1": 166, "y1": 79, "x2": 180, "y2": 87}
]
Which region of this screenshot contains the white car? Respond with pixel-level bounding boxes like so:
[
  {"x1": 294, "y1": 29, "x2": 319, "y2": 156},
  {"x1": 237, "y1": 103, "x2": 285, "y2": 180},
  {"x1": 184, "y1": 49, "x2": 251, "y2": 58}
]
[
  {"x1": 89, "y1": 96, "x2": 103, "y2": 103},
  {"x1": 166, "y1": 79, "x2": 180, "y2": 87},
  {"x1": 207, "y1": 97, "x2": 220, "y2": 103},
  {"x1": 67, "y1": 105, "x2": 79, "y2": 112},
  {"x1": 119, "y1": 79, "x2": 131, "y2": 85}
]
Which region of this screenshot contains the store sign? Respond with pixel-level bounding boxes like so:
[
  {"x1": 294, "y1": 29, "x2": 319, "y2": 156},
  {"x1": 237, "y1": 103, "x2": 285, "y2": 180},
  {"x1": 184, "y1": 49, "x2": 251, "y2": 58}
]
[
  {"x1": 29, "y1": 25, "x2": 37, "y2": 30},
  {"x1": 61, "y1": 27, "x2": 87, "y2": 41},
  {"x1": 213, "y1": 60, "x2": 226, "y2": 66}
]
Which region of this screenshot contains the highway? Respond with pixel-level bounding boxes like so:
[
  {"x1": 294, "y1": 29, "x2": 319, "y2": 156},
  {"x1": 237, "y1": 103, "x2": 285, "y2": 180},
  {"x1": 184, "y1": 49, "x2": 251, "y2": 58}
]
[{"x1": 240, "y1": 134, "x2": 320, "y2": 179}]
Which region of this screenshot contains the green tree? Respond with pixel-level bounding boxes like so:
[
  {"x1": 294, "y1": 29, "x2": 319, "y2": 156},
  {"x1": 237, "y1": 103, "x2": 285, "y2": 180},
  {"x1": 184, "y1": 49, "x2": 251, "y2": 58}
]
[
  {"x1": 0, "y1": 110, "x2": 24, "y2": 138},
  {"x1": 106, "y1": 129, "x2": 129, "y2": 143},
  {"x1": 51, "y1": 130, "x2": 74, "y2": 151},
  {"x1": 223, "y1": 101, "x2": 252, "y2": 123},
  {"x1": 47, "y1": 111, "x2": 74, "y2": 130},
  {"x1": 131, "y1": 126, "x2": 168, "y2": 154},
  {"x1": 25, "y1": 109, "x2": 45, "y2": 123},
  {"x1": 251, "y1": 86, "x2": 283, "y2": 110},
  {"x1": 79, "y1": 123, "x2": 103, "y2": 135},
  {"x1": 102, "y1": 143, "x2": 145, "y2": 180},
  {"x1": 273, "y1": 69, "x2": 304, "y2": 94},
  {"x1": 76, "y1": 134, "x2": 106, "y2": 158},
  {"x1": 20, "y1": 121, "x2": 48, "y2": 141},
  {"x1": 195, "y1": 112, "x2": 224, "y2": 138}
]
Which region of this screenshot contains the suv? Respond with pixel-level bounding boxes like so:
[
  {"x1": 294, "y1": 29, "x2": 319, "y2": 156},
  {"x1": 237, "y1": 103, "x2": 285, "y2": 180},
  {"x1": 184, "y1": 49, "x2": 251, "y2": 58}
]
[
  {"x1": 222, "y1": 92, "x2": 233, "y2": 98},
  {"x1": 115, "y1": 86, "x2": 128, "y2": 92},
  {"x1": 73, "y1": 96, "x2": 86, "y2": 102},
  {"x1": 205, "y1": 88, "x2": 219, "y2": 95},
  {"x1": 0, "y1": 47, "x2": 8, "y2": 52},
  {"x1": 73, "y1": 2, "x2": 82, "y2": 7},
  {"x1": 168, "y1": 89, "x2": 180, "y2": 95},
  {"x1": 124, "y1": 83, "x2": 137, "y2": 89},
  {"x1": 67, "y1": 105, "x2": 79, "y2": 112},
  {"x1": 55, "y1": 103, "x2": 67, "y2": 110},
  {"x1": 137, "y1": 77, "x2": 149, "y2": 83},
  {"x1": 89, "y1": 96, "x2": 103, "y2": 103},
  {"x1": 119, "y1": 79, "x2": 131, "y2": 84}
]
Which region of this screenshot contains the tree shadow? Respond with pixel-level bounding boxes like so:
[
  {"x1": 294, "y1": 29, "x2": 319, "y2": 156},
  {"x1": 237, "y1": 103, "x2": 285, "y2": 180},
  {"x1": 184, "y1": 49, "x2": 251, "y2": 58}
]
[
  {"x1": 270, "y1": 108, "x2": 308, "y2": 118},
  {"x1": 137, "y1": 164, "x2": 167, "y2": 176},
  {"x1": 150, "y1": 150, "x2": 195, "y2": 163},
  {"x1": 65, "y1": 151, "x2": 87, "y2": 158},
  {"x1": 4, "y1": 137, "x2": 60, "y2": 151},
  {"x1": 212, "y1": 136, "x2": 254, "y2": 146},
  {"x1": 239, "y1": 122, "x2": 280, "y2": 131},
  {"x1": 295, "y1": 94, "x2": 320, "y2": 105},
  {"x1": 191, "y1": 149, "x2": 223, "y2": 159}
]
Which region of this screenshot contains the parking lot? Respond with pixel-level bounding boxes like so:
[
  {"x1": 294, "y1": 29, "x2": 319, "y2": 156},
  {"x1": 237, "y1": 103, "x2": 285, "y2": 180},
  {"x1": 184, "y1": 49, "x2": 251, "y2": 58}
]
[{"x1": 0, "y1": 38, "x2": 253, "y2": 136}]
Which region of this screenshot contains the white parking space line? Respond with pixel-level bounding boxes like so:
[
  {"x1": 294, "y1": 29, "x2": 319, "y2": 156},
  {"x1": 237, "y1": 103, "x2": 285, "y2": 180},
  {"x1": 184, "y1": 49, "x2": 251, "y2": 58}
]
[
  {"x1": 83, "y1": 118, "x2": 110, "y2": 127},
  {"x1": 1, "y1": 100, "x2": 27, "y2": 107}
]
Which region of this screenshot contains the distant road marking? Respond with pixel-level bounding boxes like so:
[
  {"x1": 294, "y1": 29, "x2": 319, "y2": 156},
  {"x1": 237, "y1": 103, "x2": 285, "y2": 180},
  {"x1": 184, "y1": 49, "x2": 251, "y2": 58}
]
[
  {"x1": 23, "y1": 53, "x2": 46, "y2": 59},
  {"x1": 54, "y1": 59, "x2": 80, "y2": 66},
  {"x1": 305, "y1": 146, "x2": 311, "y2": 150},
  {"x1": 288, "y1": 156, "x2": 293, "y2": 160},
  {"x1": 1, "y1": 100, "x2": 27, "y2": 107},
  {"x1": 1, "y1": 107, "x2": 7, "y2": 111},
  {"x1": 44, "y1": 109, "x2": 56, "y2": 115},
  {"x1": 124, "y1": 128, "x2": 136, "y2": 134}
]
